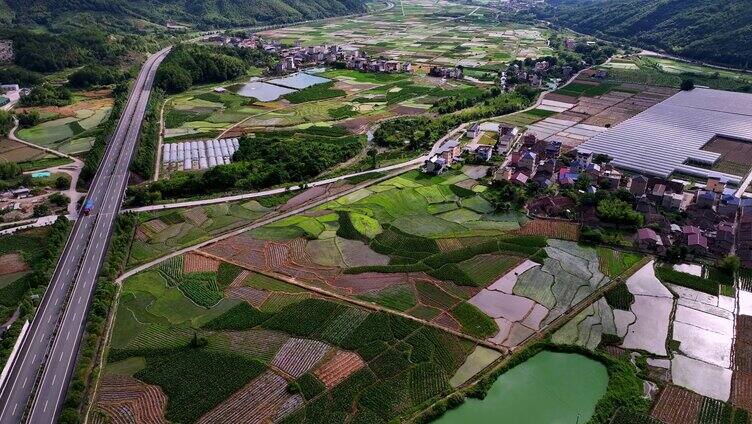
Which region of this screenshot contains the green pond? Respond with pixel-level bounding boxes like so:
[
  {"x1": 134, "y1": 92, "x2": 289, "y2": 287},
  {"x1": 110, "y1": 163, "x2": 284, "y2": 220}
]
[{"x1": 437, "y1": 351, "x2": 608, "y2": 424}]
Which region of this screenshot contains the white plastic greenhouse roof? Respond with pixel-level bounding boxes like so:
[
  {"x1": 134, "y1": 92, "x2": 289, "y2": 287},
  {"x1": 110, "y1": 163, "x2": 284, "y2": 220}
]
[{"x1": 579, "y1": 88, "x2": 752, "y2": 184}]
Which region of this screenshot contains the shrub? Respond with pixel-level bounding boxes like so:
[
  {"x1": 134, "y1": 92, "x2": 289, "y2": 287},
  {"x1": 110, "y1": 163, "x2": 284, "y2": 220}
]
[
  {"x1": 604, "y1": 283, "x2": 634, "y2": 310},
  {"x1": 655, "y1": 266, "x2": 719, "y2": 295},
  {"x1": 297, "y1": 373, "x2": 325, "y2": 400},
  {"x1": 450, "y1": 302, "x2": 498, "y2": 339},
  {"x1": 202, "y1": 303, "x2": 269, "y2": 331}
]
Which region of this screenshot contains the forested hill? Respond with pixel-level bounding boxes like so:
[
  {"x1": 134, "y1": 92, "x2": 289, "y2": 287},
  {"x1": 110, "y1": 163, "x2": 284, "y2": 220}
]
[
  {"x1": 0, "y1": 0, "x2": 367, "y2": 31},
  {"x1": 534, "y1": 0, "x2": 752, "y2": 69}
]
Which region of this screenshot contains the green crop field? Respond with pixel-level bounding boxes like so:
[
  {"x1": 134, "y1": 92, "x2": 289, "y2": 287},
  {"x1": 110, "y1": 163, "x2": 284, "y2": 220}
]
[{"x1": 99, "y1": 257, "x2": 480, "y2": 424}]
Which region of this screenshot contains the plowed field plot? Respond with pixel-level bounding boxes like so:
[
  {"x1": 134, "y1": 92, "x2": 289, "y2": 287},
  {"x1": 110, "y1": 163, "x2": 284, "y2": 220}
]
[
  {"x1": 94, "y1": 375, "x2": 167, "y2": 424},
  {"x1": 732, "y1": 372, "x2": 752, "y2": 412},
  {"x1": 514, "y1": 219, "x2": 579, "y2": 241},
  {"x1": 651, "y1": 385, "x2": 702, "y2": 424},
  {"x1": 197, "y1": 371, "x2": 303, "y2": 424},
  {"x1": 0, "y1": 253, "x2": 27, "y2": 275},
  {"x1": 183, "y1": 252, "x2": 220, "y2": 273},
  {"x1": 314, "y1": 350, "x2": 365, "y2": 388},
  {"x1": 272, "y1": 338, "x2": 332, "y2": 378},
  {"x1": 226, "y1": 329, "x2": 290, "y2": 362}
]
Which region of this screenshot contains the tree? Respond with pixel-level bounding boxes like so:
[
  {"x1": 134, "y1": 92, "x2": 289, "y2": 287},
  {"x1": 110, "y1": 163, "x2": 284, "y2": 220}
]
[
  {"x1": 49, "y1": 193, "x2": 70, "y2": 207},
  {"x1": 17, "y1": 111, "x2": 40, "y2": 128},
  {"x1": 719, "y1": 255, "x2": 740, "y2": 274},
  {"x1": 54, "y1": 176, "x2": 70, "y2": 190},
  {"x1": 680, "y1": 79, "x2": 695, "y2": 91},
  {"x1": 33, "y1": 203, "x2": 50, "y2": 217},
  {"x1": 367, "y1": 148, "x2": 378, "y2": 169},
  {"x1": 0, "y1": 110, "x2": 13, "y2": 136},
  {"x1": 596, "y1": 198, "x2": 644, "y2": 228}
]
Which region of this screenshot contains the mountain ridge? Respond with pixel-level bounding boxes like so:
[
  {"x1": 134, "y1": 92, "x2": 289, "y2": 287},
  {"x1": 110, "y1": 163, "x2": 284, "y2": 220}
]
[{"x1": 534, "y1": 0, "x2": 752, "y2": 69}]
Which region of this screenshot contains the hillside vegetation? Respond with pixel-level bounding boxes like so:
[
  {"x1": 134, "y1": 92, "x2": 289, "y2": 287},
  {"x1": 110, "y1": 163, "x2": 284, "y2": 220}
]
[
  {"x1": 0, "y1": 0, "x2": 367, "y2": 31},
  {"x1": 535, "y1": 0, "x2": 752, "y2": 69}
]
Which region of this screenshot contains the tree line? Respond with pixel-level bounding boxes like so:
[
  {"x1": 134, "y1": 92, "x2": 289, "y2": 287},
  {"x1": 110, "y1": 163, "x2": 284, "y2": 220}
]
[{"x1": 155, "y1": 44, "x2": 276, "y2": 94}]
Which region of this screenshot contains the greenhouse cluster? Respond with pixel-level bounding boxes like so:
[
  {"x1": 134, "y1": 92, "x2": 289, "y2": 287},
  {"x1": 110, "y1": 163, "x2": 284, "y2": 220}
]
[{"x1": 161, "y1": 138, "x2": 240, "y2": 172}]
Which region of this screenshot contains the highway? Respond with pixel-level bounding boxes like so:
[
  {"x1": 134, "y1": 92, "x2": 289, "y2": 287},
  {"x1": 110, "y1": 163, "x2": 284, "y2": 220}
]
[{"x1": 0, "y1": 47, "x2": 170, "y2": 424}]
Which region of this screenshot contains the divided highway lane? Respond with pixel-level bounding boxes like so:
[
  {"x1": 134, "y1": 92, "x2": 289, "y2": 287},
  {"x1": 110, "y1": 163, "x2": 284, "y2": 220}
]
[{"x1": 0, "y1": 47, "x2": 170, "y2": 424}]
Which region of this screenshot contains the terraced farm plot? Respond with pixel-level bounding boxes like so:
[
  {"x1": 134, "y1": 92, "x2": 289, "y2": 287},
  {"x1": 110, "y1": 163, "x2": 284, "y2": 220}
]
[
  {"x1": 16, "y1": 92, "x2": 113, "y2": 154},
  {"x1": 93, "y1": 375, "x2": 167, "y2": 424},
  {"x1": 129, "y1": 201, "x2": 269, "y2": 267},
  {"x1": 101, "y1": 264, "x2": 481, "y2": 424}
]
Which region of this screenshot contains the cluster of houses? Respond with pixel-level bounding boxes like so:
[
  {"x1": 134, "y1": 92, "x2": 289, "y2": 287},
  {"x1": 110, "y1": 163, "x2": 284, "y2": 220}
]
[
  {"x1": 424, "y1": 123, "x2": 519, "y2": 174},
  {"x1": 425, "y1": 121, "x2": 752, "y2": 264},
  {"x1": 428, "y1": 66, "x2": 464, "y2": 80}
]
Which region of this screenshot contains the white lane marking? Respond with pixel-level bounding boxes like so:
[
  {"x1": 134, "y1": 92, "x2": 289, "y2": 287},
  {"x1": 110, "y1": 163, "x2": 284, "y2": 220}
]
[
  {"x1": 78, "y1": 296, "x2": 81, "y2": 304},
  {"x1": 32, "y1": 354, "x2": 36, "y2": 363},
  {"x1": 43, "y1": 400, "x2": 48, "y2": 412},
  {"x1": 22, "y1": 378, "x2": 27, "y2": 388},
  {"x1": 66, "y1": 330, "x2": 70, "y2": 341},
  {"x1": 51, "y1": 374, "x2": 56, "y2": 386},
  {"x1": 72, "y1": 312, "x2": 77, "y2": 320},
  {"x1": 12, "y1": 403, "x2": 16, "y2": 415},
  {"x1": 60, "y1": 352, "x2": 63, "y2": 362}
]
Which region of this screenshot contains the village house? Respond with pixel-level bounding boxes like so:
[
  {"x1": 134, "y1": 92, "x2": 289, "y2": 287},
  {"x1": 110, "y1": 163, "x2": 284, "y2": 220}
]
[
  {"x1": 467, "y1": 123, "x2": 481, "y2": 139},
  {"x1": 711, "y1": 221, "x2": 735, "y2": 255},
  {"x1": 517, "y1": 151, "x2": 537, "y2": 175},
  {"x1": 429, "y1": 66, "x2": 463, "y2": 79},
  {"x1": 527, "y1": 195, "x2": 575, "y2": 217},
  {"x1": 695, "y1": 190, "x2": 716, "y2": 209},
  {"x1": 738, "y1": 214, "x2": 752, "y2": 267},
  {"x1": 636, "y1": 227, "x2": 666, "y2": 255},
  {"x1": 511, "y1": 172, "x2": 529, "y2": 186},
  {"x1": 475, "y1": 145, "x2": 493, "y2": 162},
  {"x1": 686, "y1": 232, "x2": 709, "y2": 256},
  {"x1": 627, "y1": 175, "x2": 648, "y2": 196}
]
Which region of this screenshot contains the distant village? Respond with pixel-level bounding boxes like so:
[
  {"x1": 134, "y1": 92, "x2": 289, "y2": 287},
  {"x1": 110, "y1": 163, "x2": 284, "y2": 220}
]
[{"x1": 202, "y1": 33, "x2": 584, "y2": 89}]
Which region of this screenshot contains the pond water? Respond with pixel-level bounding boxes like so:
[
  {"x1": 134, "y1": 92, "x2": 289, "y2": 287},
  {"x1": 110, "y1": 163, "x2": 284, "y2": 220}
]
[
  {"x1": 437, "y1": 351, "x2": 608, "y2": 424},
  {"x1": 235, "y1": 81, "x2": 296, "y2": 101},
  {"x1": 268, "y1": 72, "x2": 331, "y2": 89}
]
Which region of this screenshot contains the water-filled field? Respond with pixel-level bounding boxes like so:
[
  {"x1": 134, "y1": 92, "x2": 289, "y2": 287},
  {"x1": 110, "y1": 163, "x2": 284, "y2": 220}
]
[{"x1": 437, "y1": 351, "x2": 608, "y2": 423}]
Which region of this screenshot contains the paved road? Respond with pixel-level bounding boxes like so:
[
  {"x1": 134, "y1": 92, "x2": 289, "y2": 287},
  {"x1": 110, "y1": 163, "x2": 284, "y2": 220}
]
[{"x1": 0, "y1": 47, "x2": 170, "y2": 424}]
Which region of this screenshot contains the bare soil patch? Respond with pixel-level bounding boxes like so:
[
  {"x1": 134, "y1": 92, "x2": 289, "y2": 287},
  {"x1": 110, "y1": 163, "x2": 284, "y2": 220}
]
[
  {"x1": 651, "y1": 385, "x2": 702, "y2": 424},
  {"x1": 314, "y1": 350, "x2": 365, "y2": 389},
  {"x1": 0, "y1": 254, "x2": 27, "y2": 276}
]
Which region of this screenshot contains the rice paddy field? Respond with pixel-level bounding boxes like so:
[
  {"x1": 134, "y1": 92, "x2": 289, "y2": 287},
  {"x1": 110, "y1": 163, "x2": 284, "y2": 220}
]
[
  {"x1": 258, "y1": 0, "x2": 553, "y2": 70},
  {"x1": 15, "y1": 89, "x2": 113, "y2": 155}
]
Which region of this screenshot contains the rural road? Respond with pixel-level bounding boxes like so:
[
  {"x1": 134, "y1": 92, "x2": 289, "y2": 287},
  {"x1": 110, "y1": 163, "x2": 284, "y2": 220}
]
[{"x1": 0, "y1": 47, "x2": 171, "y2": 424}]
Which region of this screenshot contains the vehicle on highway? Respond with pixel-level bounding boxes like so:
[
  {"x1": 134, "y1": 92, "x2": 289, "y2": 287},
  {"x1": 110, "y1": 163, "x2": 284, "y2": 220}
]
[{"x1": 82, "y1": 199, "x2": 94, "y2": 215}]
